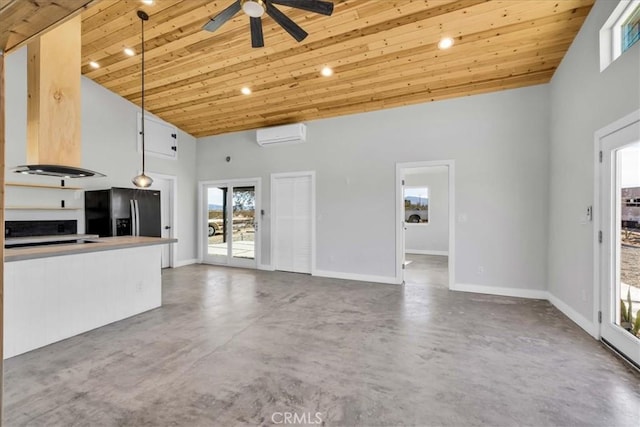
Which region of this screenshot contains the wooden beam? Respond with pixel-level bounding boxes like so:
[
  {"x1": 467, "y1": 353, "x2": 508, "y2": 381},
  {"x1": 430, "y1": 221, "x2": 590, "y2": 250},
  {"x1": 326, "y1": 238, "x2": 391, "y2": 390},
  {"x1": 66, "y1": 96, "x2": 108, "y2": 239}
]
[
  {"x1": 0, "y1": 49, "x2": 5, "y2": 423},
  {"x1": 1, "y1": 0, "x2": 100, "y2": 54},
  {"x1": 27, "y1": 16, "x2": 82, "y2": 167}
]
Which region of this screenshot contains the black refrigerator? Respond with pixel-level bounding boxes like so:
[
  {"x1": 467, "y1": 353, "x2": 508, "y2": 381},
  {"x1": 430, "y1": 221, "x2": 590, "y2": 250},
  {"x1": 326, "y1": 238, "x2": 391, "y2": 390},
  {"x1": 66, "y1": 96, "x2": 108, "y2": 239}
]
[{"x1": 85, "y1": 187, "x2": 161, "y2": 237}]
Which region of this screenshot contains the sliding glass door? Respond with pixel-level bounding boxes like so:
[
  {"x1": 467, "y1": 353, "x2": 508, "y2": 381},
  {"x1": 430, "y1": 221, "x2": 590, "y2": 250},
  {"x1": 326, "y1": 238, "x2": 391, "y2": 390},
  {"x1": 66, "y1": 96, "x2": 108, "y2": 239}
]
[{"x1": 203, "y1": 180, "x2": 259, "y2": 268}]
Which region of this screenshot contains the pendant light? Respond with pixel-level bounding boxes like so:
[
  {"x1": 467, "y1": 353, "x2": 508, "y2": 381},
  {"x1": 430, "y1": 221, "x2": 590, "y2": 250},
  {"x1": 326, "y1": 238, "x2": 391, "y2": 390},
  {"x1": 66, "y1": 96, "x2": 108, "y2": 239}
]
[{"x1": 132, "y1": 10, "x2": 153, "y2": 188}]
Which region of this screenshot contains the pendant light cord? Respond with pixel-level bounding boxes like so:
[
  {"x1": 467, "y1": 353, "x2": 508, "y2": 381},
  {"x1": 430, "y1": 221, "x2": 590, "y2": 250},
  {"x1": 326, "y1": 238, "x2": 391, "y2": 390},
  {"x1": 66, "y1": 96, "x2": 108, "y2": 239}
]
[{"x1": 141, "y1": 13, "x2": 146, "y2": 175}]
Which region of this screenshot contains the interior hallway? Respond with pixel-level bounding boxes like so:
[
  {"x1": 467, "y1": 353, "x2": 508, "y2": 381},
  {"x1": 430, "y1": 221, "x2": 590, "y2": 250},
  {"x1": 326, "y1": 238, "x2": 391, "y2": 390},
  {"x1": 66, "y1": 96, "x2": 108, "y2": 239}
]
[
  {"x1": 4, "y1": 265, "x2": 639, "y2": 426},
  {"x1": 404, "y1": 254, "x2": 448, "y2": 288}
]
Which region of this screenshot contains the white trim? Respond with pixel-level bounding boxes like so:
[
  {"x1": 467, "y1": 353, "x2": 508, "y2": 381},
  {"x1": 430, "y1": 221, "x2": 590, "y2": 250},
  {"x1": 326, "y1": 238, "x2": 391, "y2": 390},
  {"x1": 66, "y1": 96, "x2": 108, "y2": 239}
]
[
  {"x1": 258, "y1": 263, "x2": 275, "y2": 271},
  {"x1": 198, "y1": 177, "x2": 262, "y2": 269},
  {"x1": 451, "y1": 283, "x2": 548, "y2": 300},
  {"x1": 313, "y1": 269, "x2": 400, "y2": 285},
  {"x1": 147, "y1": 171, "x2": 178, "y2": 268},
  {"x1": 406, "y1": 249, "x2": 448, "y2": 256},
  {"x1": 174, "y1": 258, "x2": 198, "y2": 268},
  {"x1": 270, "y1": 171, "x2": 317, "y2": 275},
  {"x1": 547, "y1": 292, "x2": 599, "y2": 338},
  {"x1": 599, "y1": 0, "x2": 640, "y2": 71},
  {"x1": 594, "y1": 109, "x2": 640, "y2": 338},
  {"x1": 396, "y1": 160, "x2": 455, "y2": 289}
]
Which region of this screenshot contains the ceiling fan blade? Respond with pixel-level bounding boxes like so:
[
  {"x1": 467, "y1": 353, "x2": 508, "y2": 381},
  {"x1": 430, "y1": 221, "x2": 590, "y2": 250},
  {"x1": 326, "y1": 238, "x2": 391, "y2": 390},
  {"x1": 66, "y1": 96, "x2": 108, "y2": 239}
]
[
  {"x1": 250, "y1": 17, "x2": 264, "y2": 48},
  {"x1": 265, "y1": 2, "x2": 308, "y2": 42},
  {"x1": 270, "y1": 0, "x2": 334, "y2": 16},
  {"x1": 202, "y1": 0, "x2": 241, "y2": 33}
]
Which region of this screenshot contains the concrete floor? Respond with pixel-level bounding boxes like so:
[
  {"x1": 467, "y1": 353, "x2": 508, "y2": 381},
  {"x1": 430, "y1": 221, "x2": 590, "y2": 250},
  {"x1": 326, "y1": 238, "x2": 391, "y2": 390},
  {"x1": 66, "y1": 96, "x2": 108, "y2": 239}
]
[
  {"x1": 4, "y1": 265, "x2": 640, "y2": 426},
  {"x1": 404, "y1": 254, "x2": 448, "y2": 288}
]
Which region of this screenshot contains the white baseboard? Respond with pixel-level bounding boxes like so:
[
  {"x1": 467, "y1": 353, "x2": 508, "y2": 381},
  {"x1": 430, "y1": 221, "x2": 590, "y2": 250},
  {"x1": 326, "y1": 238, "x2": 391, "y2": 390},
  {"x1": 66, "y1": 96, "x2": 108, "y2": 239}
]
[
  {"x1": 451, "y1": 283, "x2": 548, "y2": 300},
  {"x1": 406, "y1": 249, "x2": 448, "y2": 256},
  {"x1": 258, "y1": 264, "x2": 275, "y2": 271},
  {"x1": 174, "y1": 258, "x2": 198, "y2": 268},
  {"x1": 313, "y1": 269, "x2": 400, "y2": 285},
  {"x1": 547, "y1": 292, "x2": 599, "y2": 338}
]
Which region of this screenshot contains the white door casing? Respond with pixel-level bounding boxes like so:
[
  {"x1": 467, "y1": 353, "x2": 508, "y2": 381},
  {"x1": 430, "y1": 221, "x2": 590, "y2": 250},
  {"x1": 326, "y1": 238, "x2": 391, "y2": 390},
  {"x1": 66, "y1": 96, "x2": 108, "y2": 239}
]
[
  {"x1": 148, "y1": 171, "x2": 177, "y2": 268},
  {"x1": 596, "y1": 110, "x2": 640, "y2": 367},
  {"x1": 396, "y1": 161, "x2": 455, "y2": 288}
]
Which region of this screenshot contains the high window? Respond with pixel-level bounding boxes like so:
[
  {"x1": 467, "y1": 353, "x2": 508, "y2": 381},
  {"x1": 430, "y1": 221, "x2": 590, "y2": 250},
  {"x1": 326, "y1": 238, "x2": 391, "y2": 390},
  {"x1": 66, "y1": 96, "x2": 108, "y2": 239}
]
[{"x1": 600, "y1": 0, "x2": 640, "y2": 71}]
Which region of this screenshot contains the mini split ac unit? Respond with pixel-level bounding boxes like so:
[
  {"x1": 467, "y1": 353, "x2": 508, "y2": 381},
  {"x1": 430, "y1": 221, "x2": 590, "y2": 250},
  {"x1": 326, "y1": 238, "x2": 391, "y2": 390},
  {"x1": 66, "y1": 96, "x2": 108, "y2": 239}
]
[{"x1": 256, "y1": 123, "x2": 307, "y2": 146}]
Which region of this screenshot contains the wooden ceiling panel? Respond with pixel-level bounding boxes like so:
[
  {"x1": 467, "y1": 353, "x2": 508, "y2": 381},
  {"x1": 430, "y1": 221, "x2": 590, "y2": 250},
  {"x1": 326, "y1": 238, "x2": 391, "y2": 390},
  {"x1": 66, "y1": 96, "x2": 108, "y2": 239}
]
[
  {"x1": 80, "y1": 0, "x2": 595, "y2": 137},
  {"x1": 1, "y1": 0, "x2": 98, "y2": 53}
]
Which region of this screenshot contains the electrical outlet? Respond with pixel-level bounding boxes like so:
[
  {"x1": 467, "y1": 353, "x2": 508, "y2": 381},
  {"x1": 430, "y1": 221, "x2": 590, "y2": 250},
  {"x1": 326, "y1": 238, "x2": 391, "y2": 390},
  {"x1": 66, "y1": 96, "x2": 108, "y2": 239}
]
[
  {"x1": 136, "y1": 282, "x2": 143, "y2": 292},
  {"x1": 477, "y1": 266, "x2": 484, "y2": 275}
]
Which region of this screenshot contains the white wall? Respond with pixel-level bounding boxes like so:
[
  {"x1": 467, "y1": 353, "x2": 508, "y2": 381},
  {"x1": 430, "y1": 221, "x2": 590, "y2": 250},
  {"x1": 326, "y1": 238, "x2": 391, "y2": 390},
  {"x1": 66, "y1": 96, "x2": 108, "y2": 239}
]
[
  {"x1": 404, "y1": 169, "x2": 449, "y2": 254},
  {"x1": 548, "y1": 0, "x2": 640, "y2": 326},
  {"x1": 197, "y1": 84, "x2": 550, "y2": 289},
  {"x1": 4, "y1": 48, "x2": 198, "y2": 264}
]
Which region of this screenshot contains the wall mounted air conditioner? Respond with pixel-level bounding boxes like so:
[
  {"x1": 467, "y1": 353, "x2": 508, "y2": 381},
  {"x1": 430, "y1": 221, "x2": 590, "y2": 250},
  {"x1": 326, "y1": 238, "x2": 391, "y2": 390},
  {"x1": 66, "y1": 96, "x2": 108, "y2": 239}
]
[{"x1": 256, "y1": 123, "x2": 307, "y2": 146}]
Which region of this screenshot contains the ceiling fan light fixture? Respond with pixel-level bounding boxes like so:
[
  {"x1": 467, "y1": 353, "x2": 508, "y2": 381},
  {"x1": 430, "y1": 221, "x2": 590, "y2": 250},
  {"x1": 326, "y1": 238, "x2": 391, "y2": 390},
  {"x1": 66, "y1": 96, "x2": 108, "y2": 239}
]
[
  {"x1": 241, "y1": 0, "x2": 265, "y2": 18},
  {"x1": 438, "y1": 37, "x2": 454, "y2": 50}
]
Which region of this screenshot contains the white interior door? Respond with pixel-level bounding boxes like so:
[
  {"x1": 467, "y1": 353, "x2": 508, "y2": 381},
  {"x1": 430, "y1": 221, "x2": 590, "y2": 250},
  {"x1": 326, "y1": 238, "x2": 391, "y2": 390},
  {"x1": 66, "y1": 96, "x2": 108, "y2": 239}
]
[
  {"x1": 149, "y1": 174, "x2": 174, "y2": 268},
  {"x1": 599, "y1": 115, "x2": 640, "y2": 367},
  {"x1": 202, "y1": 179, "x2": 259, "y2": 268},
  {"x1": 272, "y1": 172, "x2": 314, "y2": 274}
]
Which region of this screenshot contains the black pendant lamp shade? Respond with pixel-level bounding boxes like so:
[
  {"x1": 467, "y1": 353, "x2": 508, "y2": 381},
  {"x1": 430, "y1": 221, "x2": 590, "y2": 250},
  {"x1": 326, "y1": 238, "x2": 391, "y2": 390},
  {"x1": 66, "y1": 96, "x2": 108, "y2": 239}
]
[{"x1": 132, "y1": 10, "x2": 153, "y2": 188}]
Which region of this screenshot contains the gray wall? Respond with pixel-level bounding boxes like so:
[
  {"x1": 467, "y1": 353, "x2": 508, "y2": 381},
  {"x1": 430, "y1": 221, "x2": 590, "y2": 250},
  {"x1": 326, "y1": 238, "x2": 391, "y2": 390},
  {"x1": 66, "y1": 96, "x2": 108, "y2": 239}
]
[
  {"x1": 404, "y1": 170, "x2": 449, "y2": 254},
  {"x1": 548, "y1": 0, "x2": 640, "y2": 322},
  {"x1": 4, "y1": 48, "x2": 198, "y2": 264},
  {"x1": 198, "y1": 84, "x2": 550, "y2": 288}
]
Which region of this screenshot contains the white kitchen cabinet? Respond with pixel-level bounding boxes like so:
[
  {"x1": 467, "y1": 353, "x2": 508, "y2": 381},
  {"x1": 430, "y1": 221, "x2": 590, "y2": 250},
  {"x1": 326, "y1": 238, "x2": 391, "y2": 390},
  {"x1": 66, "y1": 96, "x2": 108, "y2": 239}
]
[{"x1": 137, "y1": 113, "x2": 178, "y2": 159}]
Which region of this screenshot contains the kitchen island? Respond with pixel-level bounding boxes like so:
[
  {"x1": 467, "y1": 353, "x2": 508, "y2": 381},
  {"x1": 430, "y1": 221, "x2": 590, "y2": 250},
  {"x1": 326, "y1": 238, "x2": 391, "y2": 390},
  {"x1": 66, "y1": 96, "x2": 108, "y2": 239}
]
[{"x1": 4, "y1": 236, "x2": 177, "y2": 359}]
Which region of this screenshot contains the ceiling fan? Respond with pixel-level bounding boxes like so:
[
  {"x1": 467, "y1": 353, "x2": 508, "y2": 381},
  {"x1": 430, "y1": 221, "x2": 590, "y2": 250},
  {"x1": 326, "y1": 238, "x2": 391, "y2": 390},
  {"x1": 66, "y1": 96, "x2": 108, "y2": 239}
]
[{"x1": 203, "y1": 0, "x2": 334, "y2": 48}]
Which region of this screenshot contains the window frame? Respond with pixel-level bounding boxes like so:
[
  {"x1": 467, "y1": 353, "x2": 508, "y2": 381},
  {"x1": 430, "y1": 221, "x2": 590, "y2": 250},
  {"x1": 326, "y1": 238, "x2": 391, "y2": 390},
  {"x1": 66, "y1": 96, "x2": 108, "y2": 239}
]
[
  {"x1": 600, "y1": 0, "x2": 640, "y2": 71},
  {"x1": 403, "y1": 185, "x2": 430, "y2": 226}
]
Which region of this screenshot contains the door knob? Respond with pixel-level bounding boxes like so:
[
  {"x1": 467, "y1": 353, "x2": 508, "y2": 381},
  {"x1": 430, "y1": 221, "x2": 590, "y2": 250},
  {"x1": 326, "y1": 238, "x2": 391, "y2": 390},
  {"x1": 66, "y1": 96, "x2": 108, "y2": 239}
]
[{"x1": 164, "y1": 226, "x2": 171, "y2": 230}]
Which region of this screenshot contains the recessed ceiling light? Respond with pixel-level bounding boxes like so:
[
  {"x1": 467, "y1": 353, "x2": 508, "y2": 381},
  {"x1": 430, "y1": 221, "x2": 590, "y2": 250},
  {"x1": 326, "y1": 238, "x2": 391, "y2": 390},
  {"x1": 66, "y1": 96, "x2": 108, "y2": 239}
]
[
  {"x1": 241, "y1": 87, "x2": 252, "y2": 95},
  {"x1": 141, "y1": 0, "x2": 154, "y2": 5},
  {"x1": 89, "y1": 61, "x2": 100, "y2": 69},
  {"x1": 124, "y1": 47, "x2": 135, "y2": 56},
  {"x1": 438, "y1": 37, "x2": 454, "y2": 50},
  {"x1": 321, "y1": 66, "x2": 333, "y2": 77}
]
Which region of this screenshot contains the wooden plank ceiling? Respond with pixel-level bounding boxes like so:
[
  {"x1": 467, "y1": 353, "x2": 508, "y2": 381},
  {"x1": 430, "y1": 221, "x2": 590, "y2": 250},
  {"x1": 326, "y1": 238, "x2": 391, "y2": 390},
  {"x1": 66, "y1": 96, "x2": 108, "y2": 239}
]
[
  {"x1": 81, "y1": 0, "x2": 595, "y2": 138},
  {"x1": 0, "y1": 0, "x2": 97, "y2": 53}
]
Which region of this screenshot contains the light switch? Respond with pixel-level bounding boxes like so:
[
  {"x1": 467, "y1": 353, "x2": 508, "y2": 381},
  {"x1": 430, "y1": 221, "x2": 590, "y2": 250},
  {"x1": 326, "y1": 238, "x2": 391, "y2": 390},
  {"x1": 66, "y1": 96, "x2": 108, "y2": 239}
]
[{"x1": 458, "y1": 213, "x2": 468, "y2": 223}]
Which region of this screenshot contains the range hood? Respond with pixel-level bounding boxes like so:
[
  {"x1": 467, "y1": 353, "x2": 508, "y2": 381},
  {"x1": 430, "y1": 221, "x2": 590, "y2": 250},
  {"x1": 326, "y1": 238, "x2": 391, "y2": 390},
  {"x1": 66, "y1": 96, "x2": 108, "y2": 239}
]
[
  {"x1": 13, "y1": 165, "x2": 103, "y2": 178},
  {"x1": 13, "y1": 16, "x2": 105, "y2": 179}
]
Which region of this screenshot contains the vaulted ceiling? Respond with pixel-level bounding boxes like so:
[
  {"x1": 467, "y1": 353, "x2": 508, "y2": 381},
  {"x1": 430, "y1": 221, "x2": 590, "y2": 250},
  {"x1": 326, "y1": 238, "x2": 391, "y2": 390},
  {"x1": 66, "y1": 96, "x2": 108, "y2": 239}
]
[{"x1": 79, "y1": 0, "x2": 594, "y2": 138}]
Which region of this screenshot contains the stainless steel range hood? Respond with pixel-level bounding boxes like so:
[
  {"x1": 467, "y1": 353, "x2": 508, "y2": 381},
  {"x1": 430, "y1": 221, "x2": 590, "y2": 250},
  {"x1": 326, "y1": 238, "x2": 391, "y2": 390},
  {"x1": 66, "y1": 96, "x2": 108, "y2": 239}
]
[
  {"x1": 13, "y1": 164, "x2": 105, "y2": 178},
  {"x1": 14, "y1": 16, "x2": 105, "y2": 179}
]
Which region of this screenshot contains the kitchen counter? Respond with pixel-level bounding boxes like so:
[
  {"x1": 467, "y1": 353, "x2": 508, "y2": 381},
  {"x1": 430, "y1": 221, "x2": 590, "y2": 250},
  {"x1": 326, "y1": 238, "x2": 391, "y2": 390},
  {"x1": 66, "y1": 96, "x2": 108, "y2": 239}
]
[
  {"x1": 5, "y1": 236, "x2": 177, "y2": 262},
  {"x1": 4, "y1": 236, "x2": 177, "y2": 358}
]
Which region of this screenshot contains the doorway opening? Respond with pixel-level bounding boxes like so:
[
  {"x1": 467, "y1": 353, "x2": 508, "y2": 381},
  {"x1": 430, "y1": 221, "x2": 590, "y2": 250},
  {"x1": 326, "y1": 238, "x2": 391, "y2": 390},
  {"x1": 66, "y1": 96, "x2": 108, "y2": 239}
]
[
  {"x1": 596, "y1": 110, "x2": 640, "y2": 367},
  {"x1": 396, "y1": 161, "x2": 455, "y2": 288},
  {"x1": 199, "y1": 178, "x2": 261, "y2": 269}
]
